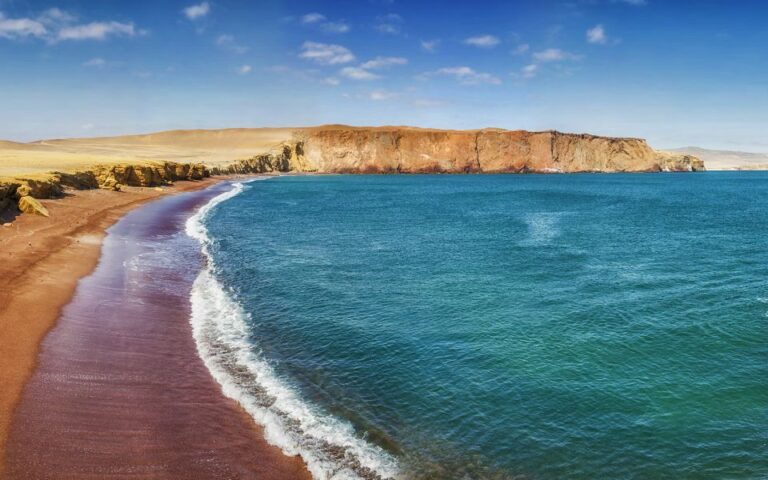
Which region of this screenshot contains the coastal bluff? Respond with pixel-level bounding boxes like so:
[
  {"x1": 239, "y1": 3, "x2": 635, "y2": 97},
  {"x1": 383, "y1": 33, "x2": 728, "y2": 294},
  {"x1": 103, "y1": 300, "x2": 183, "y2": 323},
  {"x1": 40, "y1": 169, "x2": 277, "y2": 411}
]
[{"x1": 0, "y1": 125, "x2": 703, "y2": 216}]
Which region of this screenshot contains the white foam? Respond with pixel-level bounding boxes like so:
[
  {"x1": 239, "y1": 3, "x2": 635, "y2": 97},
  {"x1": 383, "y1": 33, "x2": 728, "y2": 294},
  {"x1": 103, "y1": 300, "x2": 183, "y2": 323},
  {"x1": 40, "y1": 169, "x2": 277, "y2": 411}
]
[
  {"x1": 522, "y1": 212, "x2": 562, "y2": 246},
  {"x1": 186, "y1": 181, "x2": 400, "y2": 480}
]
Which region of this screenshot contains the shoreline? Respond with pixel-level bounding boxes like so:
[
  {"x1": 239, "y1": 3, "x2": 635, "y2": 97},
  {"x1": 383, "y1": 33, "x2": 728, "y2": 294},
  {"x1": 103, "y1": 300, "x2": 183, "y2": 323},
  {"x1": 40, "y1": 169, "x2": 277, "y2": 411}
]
[{"x1": 0, "y1": 177, "x2": 309, "y2": 479}]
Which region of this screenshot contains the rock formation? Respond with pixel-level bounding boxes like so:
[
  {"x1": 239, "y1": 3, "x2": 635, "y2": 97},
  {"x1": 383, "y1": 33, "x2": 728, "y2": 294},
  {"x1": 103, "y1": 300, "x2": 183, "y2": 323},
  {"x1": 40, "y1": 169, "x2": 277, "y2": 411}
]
[
  {"x1": 0, "y1": 126, "x2": 704, "y2": 218},
  {"x1": 295, "y1": 126, "x2": 705, "y2": 173}
]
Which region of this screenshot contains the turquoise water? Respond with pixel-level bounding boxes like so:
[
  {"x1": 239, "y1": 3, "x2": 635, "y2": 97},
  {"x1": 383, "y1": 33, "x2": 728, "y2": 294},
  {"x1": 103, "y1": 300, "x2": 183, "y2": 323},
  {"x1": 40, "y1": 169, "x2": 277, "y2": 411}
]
[{"x1": 200, "y1": 173, "x2": 768, "y2": 479}]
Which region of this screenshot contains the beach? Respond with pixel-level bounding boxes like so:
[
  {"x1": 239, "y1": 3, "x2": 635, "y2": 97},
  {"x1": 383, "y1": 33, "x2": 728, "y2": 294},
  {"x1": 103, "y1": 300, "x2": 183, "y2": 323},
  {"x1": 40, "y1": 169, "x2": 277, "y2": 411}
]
[{"x1": 0, "y1": 180, "x2": 309, "y2": 479}]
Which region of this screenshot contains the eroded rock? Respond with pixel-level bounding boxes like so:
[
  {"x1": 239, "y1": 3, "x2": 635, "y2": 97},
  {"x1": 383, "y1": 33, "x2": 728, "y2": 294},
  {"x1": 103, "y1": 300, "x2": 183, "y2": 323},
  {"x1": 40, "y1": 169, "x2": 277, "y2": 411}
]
[{"x1": 18, "y1": 196, "x2": 49, "y2": 217}]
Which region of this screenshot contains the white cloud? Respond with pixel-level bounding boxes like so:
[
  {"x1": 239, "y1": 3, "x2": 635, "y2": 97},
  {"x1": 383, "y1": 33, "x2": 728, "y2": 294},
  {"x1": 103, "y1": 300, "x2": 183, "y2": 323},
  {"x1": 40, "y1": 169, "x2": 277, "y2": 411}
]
[
  {"x1": 216, "y1": 34, "x2": 248, "y2": 54},
  {"x1": 82, "y1": 57, "x2": 106, "y2": 68},
  {"x1": 375, "y1": 23, "x2": 400, "y2": 35},
  {"x1": 368, "y1": 90, "x2": 397, "y2": 101},
  {"x1": 237, "y1": 64, "x2": 252, "y2": 75},
  {"x1": 339, "y1": 66, "x2": 380, "y2": 80},
  {"x1": 463, "y1": 34, "x2": 500, "y2": 48},
  {"x1": 521, "y1": 64, "x2": 538, "y2": 78},
  {"x1": 298, "y1": 12, "x2": 349, "y2": 34},
  {"x1": 433, "y1": 66, "x2": 501, "y2": 85},
  {"x1": 0, "y1": 9, "x2": 145, "y2": 43},
  {"x1": 532, "y1": 48, "x2": 582, "y2": 62},
  {"x1": 39, "y1": 8, "x2": 76, "y2": 25},
  {"x1": 300, "y1": 41, "x2": 355, "y2": 65},
  {"x1": 360, "y1": 56, "x2": 407, "y2": 69},
  {"x1": 613, "y1": 0, "x2": 647, "y2": 5},
  {"x1": 183, "y1": 2, "x2": 210, "y2": 20},
  {"x1": 587, "y1": 24, "x2": 607, "y2": 44},
  {"x1": 375, "y1": 13, "x2": 403, "y2": 35},
  {"x1": 0, "y1": 12, "x2": 47, "y2": 39},
  {"x1": 58, "y1": 21, "x2": 138, "y2": 41},
  {"x1": 320, "y1": 21, "x2": 350, "y2": 33},
  {"x1": 513, "y1": 43, "x2": 530, "y2": 55},
  {"x1": 301, "y1": 12, "x2": 326, "y2": 24},
  {"x1": 420, "y1": 39, "x2": 439, "y2": 52},
  {"x1": 324, "y1": 77, "x2": 340, "y2": 86}
]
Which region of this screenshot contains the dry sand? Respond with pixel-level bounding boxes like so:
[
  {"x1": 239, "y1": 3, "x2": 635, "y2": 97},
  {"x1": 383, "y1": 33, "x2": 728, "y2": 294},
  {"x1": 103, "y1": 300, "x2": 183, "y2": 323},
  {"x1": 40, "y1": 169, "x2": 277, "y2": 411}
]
[{"x1": 0, "y1": 128, "x2": 295, "y2": 181}]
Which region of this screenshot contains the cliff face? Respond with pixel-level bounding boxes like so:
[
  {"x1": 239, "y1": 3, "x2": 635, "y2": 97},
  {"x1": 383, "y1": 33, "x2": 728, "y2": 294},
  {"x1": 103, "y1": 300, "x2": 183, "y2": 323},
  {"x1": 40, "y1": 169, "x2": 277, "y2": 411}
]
[
  {"x1": 296, "y1": 127, "x2": 705, "y2": 174},
  {"x1": 0, "y1": 126, "x2": 705, "y2": 218}
]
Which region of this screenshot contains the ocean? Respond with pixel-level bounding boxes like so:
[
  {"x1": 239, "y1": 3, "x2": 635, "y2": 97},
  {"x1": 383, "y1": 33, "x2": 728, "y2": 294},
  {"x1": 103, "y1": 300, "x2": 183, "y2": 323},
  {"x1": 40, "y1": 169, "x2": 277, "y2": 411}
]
[{"x1": 187, "y1": 173, "x2": 768, "y2": 479}]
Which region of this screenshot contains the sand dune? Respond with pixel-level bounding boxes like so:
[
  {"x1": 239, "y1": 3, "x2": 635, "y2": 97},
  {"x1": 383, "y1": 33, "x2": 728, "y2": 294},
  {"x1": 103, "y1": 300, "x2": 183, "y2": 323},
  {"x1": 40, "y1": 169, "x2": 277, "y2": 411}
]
[{"x1": 0, "y1": 128, "x2": 296, "y2": 181}]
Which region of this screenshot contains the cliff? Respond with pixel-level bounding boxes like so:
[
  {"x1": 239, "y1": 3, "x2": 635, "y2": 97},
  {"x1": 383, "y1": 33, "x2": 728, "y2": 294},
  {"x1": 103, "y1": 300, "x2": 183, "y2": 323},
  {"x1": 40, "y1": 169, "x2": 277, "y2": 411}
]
[
  {"x1": 295, "y1": 126, "x2": 705, "y2": 173},
  {"x1": 0, "y1": 126, "x2": 704, "y2": 218}
]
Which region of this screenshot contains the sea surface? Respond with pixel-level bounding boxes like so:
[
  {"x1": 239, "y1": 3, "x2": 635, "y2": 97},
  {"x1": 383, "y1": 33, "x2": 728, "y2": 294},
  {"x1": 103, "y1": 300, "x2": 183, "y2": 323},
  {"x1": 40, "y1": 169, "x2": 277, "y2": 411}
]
[{"x1": 188, "y1": 173, "x2": 768, "y2": 479}]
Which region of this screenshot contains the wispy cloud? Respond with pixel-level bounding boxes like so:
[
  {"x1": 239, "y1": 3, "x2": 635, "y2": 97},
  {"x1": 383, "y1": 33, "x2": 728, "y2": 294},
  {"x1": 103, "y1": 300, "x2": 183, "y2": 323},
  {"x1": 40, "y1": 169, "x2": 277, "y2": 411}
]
[
  {"x1": 512, "y1": 43, "x2": 530, "y2": 55},
  {"x1": 0, "y1": 12, "x2": 47, "y2": 39},
  {"x1": 432, "y1": 66, "x2": 501, "y2": 85},
  {"x1": 339, "y1": 66, "x2": 380, "y2": 80},
  {"x1": 301, "y1": 12, "x2": 326, "y2": 24},
  {"x1": 360, "y1": 56, "x2": 407, "y2": 69},
  {"x1": 532, "y1": 48, "x2": 582, "y2": 62},
  {"x1": 39, "y1": 8, "x2": 76, "y2": 24},
  {"x1": 612, "y1": 0, "x2": 647, "y2": 5},
  {"x1": 320, "y1": 21, "x2": 350, "y2": 33},
  {"x1": 183, "y1": 2, "x2": 210, "y2": 21},
  {"x1": 216, "y1": 34, "x2": 248, "y2": 54},
  {"x1": 375, "y1": 13, "x2": 403, "y2": 35},
  {"x1": 420, "y1": 39, "x2": 439, "y2": 52},
  {"x1": 0, "y1": 9, "x2": 145, "y2": 42},
  {"x1": 299, "y1": 12, "x2": 349, "y2": 34},
  {"x1": 237, "y1": 64, "x2": 252, "y2": 75},
  {"x1": 463, "y1": 34, "x2": 500, "y2": 48},
  {"x1": 82, "y1": 57, "x2": 106, "y2": 68},
  {"x1": 586, "y1": 24, "x2": 607, "y2": 44},
  {"x1": 520, "y1": 64, "x2": 538, "y2": 78},
  {"x1": 58, "y1": 21, "x2": 139, "y2": 41},
  {"x1": 367, "y1": 89, "x2": 398, "y2": 100},
  {"x1": 299, "y1": 41, "x2": 355, "y2": 65}
]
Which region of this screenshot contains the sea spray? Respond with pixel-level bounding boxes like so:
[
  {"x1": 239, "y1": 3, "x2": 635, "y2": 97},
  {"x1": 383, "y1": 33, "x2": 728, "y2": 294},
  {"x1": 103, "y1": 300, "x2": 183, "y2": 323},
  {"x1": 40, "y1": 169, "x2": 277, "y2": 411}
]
[{"x1": 186, "y1": 180, "x2": 400, "y2": 480}]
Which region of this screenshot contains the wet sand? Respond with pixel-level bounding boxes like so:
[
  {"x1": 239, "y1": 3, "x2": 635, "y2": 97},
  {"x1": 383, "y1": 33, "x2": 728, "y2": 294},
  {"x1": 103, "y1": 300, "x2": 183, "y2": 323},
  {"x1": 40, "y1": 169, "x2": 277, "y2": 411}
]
[
  {"x1": 2, "y1": 181, "x2": 310, "y2": 479},
  {"x1": 1, "y1": 182, "x2": 215, "y2": 476}
]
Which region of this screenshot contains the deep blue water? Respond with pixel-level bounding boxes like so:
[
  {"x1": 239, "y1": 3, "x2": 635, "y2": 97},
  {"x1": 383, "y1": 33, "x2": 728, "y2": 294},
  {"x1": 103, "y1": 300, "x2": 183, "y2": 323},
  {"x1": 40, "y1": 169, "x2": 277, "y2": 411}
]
[{"x1": 202, "y1": 173, "x2": 768, "y2": 479}]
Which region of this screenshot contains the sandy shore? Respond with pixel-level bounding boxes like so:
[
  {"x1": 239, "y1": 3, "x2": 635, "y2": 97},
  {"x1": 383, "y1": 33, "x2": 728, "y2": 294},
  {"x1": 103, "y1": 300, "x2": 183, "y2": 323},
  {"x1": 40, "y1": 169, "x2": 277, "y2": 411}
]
[{"x1": 0, "y1": 180, "x2": 309, "y2": 479}]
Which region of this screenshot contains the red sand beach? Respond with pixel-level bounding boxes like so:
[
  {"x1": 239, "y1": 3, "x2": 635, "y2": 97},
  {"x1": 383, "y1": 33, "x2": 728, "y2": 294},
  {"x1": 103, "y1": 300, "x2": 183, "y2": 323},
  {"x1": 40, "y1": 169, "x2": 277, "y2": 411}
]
[{"x1": 1, "y1": 181, "x2": 310, "y2": 479}]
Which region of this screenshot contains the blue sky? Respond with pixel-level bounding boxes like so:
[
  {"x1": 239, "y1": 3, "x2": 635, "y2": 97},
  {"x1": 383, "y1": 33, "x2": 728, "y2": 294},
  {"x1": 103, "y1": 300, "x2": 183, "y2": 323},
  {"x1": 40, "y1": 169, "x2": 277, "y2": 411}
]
[{"x1": 1, "y1": 0, "x2": 766, "y2": 150}]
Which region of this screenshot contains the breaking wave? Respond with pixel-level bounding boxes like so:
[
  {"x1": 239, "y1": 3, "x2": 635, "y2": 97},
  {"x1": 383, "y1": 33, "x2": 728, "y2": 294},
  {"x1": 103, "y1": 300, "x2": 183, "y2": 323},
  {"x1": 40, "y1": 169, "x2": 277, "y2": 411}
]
[{"x1": 185, "y1": 180, "x2": 400, "y2": 480}]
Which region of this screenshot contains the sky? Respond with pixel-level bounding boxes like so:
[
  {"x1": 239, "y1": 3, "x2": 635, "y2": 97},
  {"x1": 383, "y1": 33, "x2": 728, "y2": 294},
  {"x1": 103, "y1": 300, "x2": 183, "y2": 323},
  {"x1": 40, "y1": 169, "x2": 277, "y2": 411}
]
[{"x1": 0, "y1": 0, "x2": 766, "y2": 151}]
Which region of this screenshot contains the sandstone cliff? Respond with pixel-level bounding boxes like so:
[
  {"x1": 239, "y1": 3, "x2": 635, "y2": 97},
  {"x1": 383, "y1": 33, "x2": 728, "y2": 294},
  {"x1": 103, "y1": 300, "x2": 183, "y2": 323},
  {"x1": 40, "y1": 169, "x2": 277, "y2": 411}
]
[
  {"x1": 0, "y1": 126, "x2": 704, "y2": 218},
  {"x1": 294, "y1": 126, "x2": 705, "y2": 173}
]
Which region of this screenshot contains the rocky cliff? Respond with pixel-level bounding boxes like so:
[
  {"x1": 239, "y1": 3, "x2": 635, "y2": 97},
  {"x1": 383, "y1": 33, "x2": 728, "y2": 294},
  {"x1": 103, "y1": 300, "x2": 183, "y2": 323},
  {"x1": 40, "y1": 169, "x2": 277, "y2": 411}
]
[
  {"x1": 294, "y1": 126, "x2": 705, "y2": 173},
  {"x1": 0, "y1": 126, "x2": 704, "y2": 218}
]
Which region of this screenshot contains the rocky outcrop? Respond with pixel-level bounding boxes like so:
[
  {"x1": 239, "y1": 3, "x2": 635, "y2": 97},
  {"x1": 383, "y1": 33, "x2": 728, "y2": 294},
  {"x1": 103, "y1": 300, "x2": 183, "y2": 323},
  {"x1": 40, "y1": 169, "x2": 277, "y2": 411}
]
[
  {"x1": 0, "y1": 182, "x2": 20, "y2": 213},
  {"x1": 294, "y1": 126, "x2": 705, "y2": 174},
  {"x1": 17, "y1": 196, "x2": 49, "y2": 217},
  {"x1": 210, "y1": 143, "x2": 310, "y2": 175},
  {"x1": 0, "y1": 161, "x2": 214, "y2": 216},
  {"x1": 654, "y1": 151, "x2": 706, "y2": 172}
]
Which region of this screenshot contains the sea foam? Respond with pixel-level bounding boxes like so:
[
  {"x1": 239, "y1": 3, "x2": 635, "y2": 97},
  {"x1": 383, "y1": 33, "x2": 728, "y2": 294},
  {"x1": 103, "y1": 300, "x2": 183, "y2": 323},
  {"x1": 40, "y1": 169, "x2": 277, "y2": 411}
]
[{"x1": 186, "y1": 180, "x2": 400, "y2": 480}]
